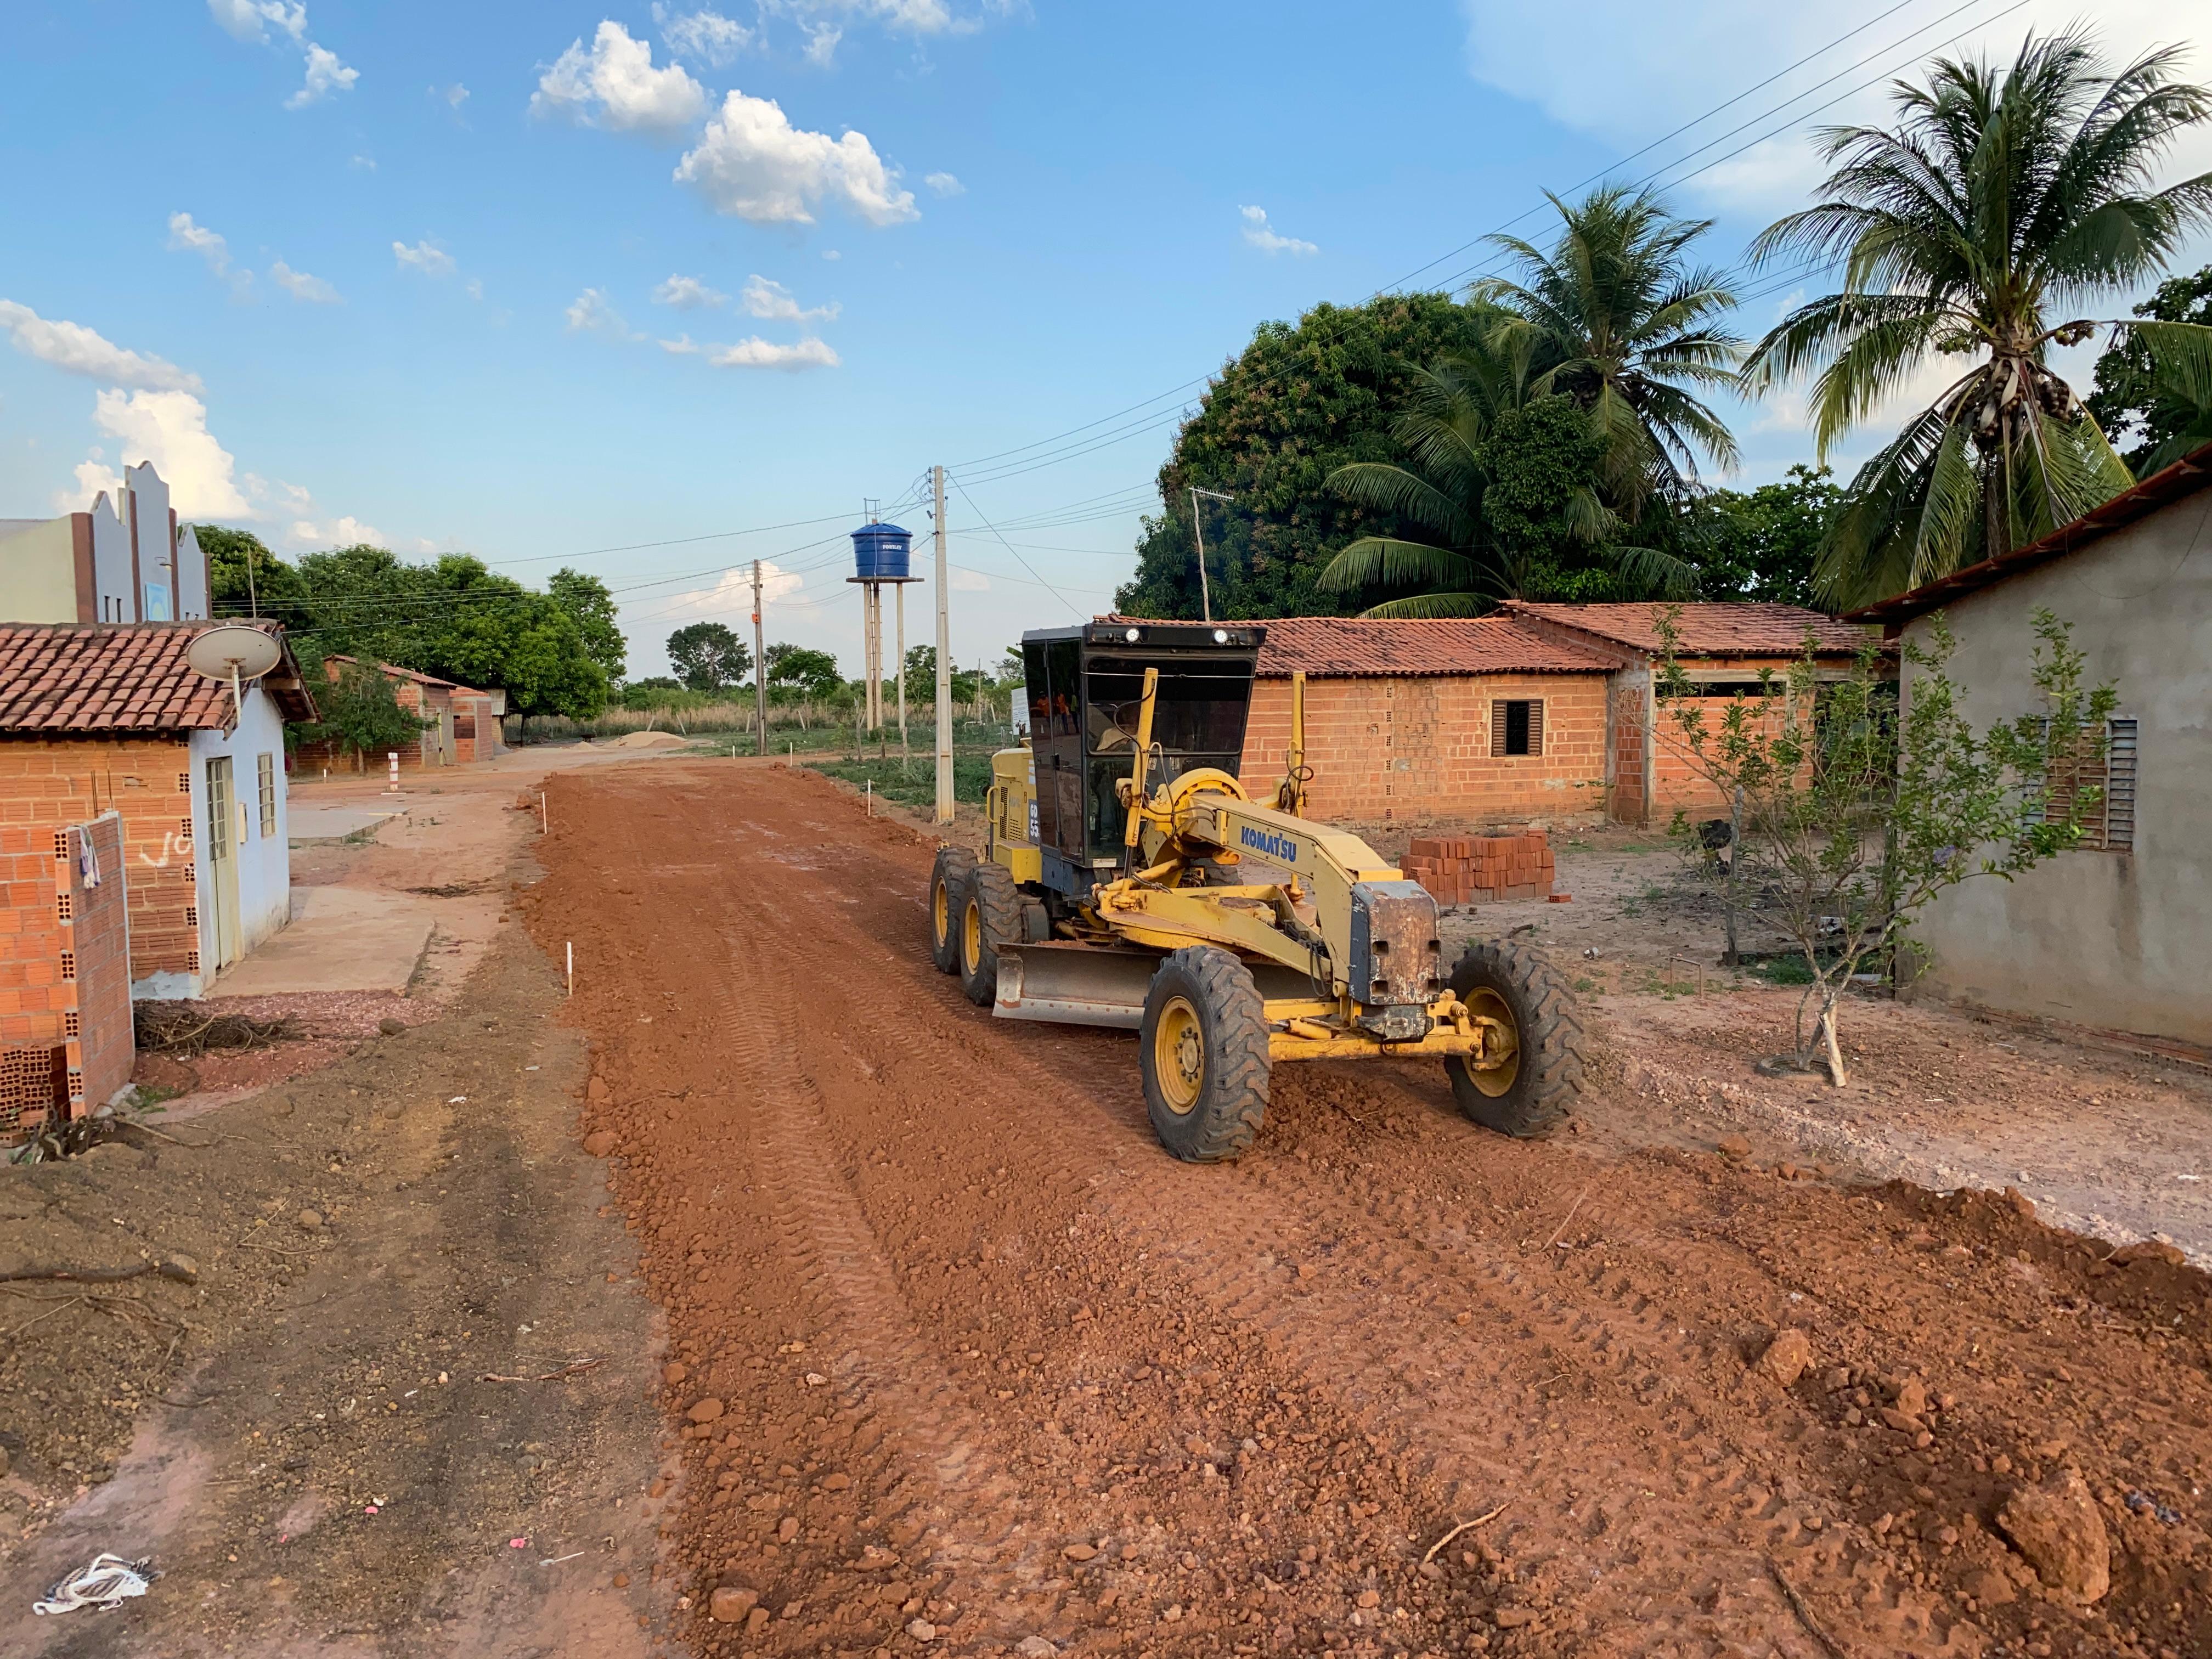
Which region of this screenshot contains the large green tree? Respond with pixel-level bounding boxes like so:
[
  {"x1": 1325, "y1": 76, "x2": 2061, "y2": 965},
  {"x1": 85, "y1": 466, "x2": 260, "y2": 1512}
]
[
  {"x1": 1471, "y1": 183, "x2": 1743, "y2": 508},
  {"x1": 1674, "y1": 466, "x2": 1841, "y2": 608},
  {"x1": 549, "y1": 568, "x2": 627, "y2": 682},
  {"x1": 667, "y1": 621, "x2": 751, "y2": 691},
  {"x1": 2086, "y1": 262, "x2": 2212, "y2": 472},
  {"x1": 1743, "y1": 30, "x2": 2212, "y2": 610},
  {"x1": 1114, "y1": 294, "x2": 1505, "y2": 619}
]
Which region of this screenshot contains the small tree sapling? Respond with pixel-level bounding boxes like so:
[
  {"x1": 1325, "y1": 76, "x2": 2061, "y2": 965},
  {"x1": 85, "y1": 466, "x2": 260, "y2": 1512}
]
[{"x1": 1655, "y1": 607, "x2": 2114, "y2": 1085}]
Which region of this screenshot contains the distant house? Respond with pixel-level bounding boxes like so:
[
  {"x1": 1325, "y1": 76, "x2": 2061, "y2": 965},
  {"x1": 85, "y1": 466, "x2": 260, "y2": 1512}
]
[
  {"x1": 1235, "y1": 615, "x2": 1622, "y2": 823},
  {"x1": 0, "y1": 623, "x2": 316, "y2": 997},
  {"x1": 292, "y1": 654, "x2": 505, "y2": 773},
  {"x1": 1494, "y1": 601, "x2": 1886, "y2": 825},
  {"x1": 1849, "y1": 441, "x2": 2212, "y2": 1049},
  {"x1": 0, "y1": 461, "x2": 212, "y2": 624}
]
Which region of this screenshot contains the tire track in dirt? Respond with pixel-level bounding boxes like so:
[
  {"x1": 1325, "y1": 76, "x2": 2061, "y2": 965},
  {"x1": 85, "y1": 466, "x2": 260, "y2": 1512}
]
[{"x1": 686, "y1": 838, "x2": 1057, "y2": 1639}]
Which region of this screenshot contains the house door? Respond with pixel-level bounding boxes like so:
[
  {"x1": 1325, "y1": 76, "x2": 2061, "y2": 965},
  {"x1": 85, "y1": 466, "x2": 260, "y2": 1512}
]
[
  {"x1": 439, "y1": 708, "x2": 456, "y2": 765},
  {"x1": 205, "y1": 756, "x2": 243, "y2": 969}
]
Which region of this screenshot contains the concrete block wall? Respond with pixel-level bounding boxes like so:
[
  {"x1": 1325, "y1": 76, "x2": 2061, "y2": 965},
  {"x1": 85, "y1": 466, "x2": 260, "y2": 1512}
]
[
  {"x1": 1240, "y1": 673, "x2": 1610, "y2": 823},
  {"x1": 0, "y1": 737, "x2": 198, "y2": 990}
]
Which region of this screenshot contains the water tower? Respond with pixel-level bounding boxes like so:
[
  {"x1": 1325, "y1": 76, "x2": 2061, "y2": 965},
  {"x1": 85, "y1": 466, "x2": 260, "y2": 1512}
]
[{"x1": 849, "y1": 519, "x2": 920, "y2": 738}]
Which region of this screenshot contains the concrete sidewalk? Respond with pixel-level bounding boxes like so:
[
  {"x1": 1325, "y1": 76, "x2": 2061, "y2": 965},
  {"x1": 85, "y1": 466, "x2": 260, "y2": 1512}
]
[
  {"x1": 288, "y1": 803, "x2": 409, "y2": 840},
  {"x1": 211, "y1": 885, "x2": 436, "y2": 995}
]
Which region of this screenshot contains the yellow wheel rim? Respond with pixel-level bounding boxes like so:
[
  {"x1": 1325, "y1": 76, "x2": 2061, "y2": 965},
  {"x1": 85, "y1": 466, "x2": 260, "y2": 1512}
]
[
  {"x1": 1464, "y1": 988, "x2": 1521, "y2": 1097},
  {"x1": 933, "y1": 879, "x2": 951, "y2": 948},
  {"x1": 962, "y1": 897, "x2": 983, "y2": 975},
  {"x1": 1153, "y1": 995, "x2": 1205, "y2": 1116}
]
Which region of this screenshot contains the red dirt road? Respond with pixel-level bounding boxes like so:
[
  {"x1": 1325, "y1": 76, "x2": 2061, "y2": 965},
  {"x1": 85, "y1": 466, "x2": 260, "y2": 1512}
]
[{"x1": 528, "y1": 763, "x2": 2212, "y2": 1659}]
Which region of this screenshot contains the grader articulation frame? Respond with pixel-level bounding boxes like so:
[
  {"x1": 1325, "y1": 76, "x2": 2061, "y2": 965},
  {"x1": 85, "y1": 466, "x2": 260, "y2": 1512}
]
[{"x1": 927, "y1": 620, "x2": 1585, "y2": 1161}]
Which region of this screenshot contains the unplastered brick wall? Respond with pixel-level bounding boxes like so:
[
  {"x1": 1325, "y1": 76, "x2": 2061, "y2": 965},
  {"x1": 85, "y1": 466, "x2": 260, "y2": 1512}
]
[
  {"x1": 1621, "y1": 662, "x2": 1809, "y2": 825},
  {"x1": 0, "y1": 737, "x2": 198, "y2": 989},
  {"x1": 0, "y1": 814, "x2": 132, "y2": 1138},
  {"x1": 1240, "y1": 673, "x2": 1609, "y2": 823}
]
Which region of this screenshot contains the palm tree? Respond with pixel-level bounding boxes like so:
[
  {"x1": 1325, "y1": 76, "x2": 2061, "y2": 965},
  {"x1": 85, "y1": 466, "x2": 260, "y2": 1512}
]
[
  {"x1": 1471, "y1": 184, "x2": 1745, "y2": 508},
  {"x1": 1743, "y1": 30, "x2": 2212, "y2": 609},
  {"x1": 1317, "y1": 329, "x2": 1697, "y2": 616}
]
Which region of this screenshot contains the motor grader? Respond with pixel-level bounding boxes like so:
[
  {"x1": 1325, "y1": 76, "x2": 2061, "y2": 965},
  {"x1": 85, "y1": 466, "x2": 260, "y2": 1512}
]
[{"x1": 927, "y1": 620, "x2": 1585, "y2": 1161}]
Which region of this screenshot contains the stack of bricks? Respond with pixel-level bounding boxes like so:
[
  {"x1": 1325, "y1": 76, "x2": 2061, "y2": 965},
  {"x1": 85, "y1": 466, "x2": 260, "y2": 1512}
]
[{"x1": 1402, "y1": 831, "x2": 1555, "y2": 904}]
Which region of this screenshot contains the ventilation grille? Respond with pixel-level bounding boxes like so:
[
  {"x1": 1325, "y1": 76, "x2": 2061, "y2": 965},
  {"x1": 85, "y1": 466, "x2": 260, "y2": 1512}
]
[{"x1": 0, "y1": 1046, "x2": 65, "y2": 1140}]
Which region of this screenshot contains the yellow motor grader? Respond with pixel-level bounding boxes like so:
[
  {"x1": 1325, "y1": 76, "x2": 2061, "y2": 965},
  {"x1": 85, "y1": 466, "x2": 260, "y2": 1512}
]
[{"x1": 927, "y1": 620, "x2": 1585, "y2": 1161}]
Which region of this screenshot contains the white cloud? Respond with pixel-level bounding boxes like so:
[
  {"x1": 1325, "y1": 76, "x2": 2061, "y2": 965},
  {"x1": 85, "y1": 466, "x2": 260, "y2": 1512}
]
[
  {"x1": 654, "y1": 4, "x2": 752, "y2": 66},
  {"x1": 950, "y1": 565, "x2": 991, "y2": 591},
  {"x1": 206, "y1": 0, "x2": 306, "y2": 44},
  {"x1": 351, "y1": 153, "x2": 377, "y2": 171},
  {"x1": 69, "y1": 390, "x2": 251, "y2": 518},
  {"x1": 285, "y1": 511, "x2": 385, "y2": 549},
  {"x1": 1239, "y1": 205, "x2": 1317, "y2": 257},
  {"x1": 443, "y1": 82, "x2": 470, "y2": 109},
  {"x1": 287, "y1": 42, "x2": 358, "y2": 108},
  {"x1": 802, "y1": 23, "x2": 844, "y2": 66},
  {"x1": 654, "y1": 274, "x2": 729, "y2": 309},
  {"x1": 465, "y1": 278, "x2": 486, "y2": 302},
  {"x1": 166, "y1": 212, "x2": 232, "y2": 274},
  {"x1": 533, "y1": 21, "x2": 708, "y2": 139},
  {"x1": 924, "y1": 171, "x2": 964, "y2": 197},
  {"x1": 658, "y1": 334, "x2": 703, "y2": 355},
  {"x1": 393, "y1": 240, "x2": 456, "y2": 276},
  {"x1": 1454, "y1": 0, "x2": 2212, "y2": 218},
  {"x1": 269, "y1": 260, "x2": 341, "y2": 303},
  {"x1": 566, "y1": 287, "x2": 646, "y2": 340},
  {"x1": 0, "y1": 300, "x2": 202, "y2": 392},
  {"x1": 822, "y1": 248, "x2": 842, "y2": 261},
  {"x1": 663, "y1": 561, "x2": 804, "y2": 622},
  {"x1": 675, "y1": 89, "x2": 918, "y2": 226},
  {"x1": 740, "y1": 274, "x2": 839, "y2": 323},
  {"x1": 708, "y1": 336, "x2": 841, "y2": 370}
]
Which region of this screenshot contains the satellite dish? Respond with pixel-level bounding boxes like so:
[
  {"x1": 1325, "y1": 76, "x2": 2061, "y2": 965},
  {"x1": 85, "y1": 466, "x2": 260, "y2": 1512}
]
[
  {"x1": 185, "y1": 625, "x2": 283, "y2": 723},
  {"x1": 185, "y1": 625, "x2": 282, "y2": 682}
]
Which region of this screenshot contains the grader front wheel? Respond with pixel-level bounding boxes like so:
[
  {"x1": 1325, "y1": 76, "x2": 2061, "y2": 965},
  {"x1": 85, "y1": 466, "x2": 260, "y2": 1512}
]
[
  {"x1": 957, "y1": 862, "x2": 1021, "y2": 1007},
  {"x1": 928, "y1": 848, "x2": 975, "y2": 975},
  {"x1": 1139, "y1": 947, "x2": 1271, "y2": 1163},
  {"x1": 1443, "y1": 939, "x2": 1587, "y2": 1138}
]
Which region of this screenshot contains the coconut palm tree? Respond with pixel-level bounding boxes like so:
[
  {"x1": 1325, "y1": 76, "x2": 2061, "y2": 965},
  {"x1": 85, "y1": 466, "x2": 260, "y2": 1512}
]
[
  {"x1": 1743, "y1": 30, "x2": 2212, "y2": 609},
  {"x1": 1471, "y1": 184, "x2": 1746, "y2": 508},
  {"x1": 1317, "y1": 329, "x2": 1697, "y2": 616}
]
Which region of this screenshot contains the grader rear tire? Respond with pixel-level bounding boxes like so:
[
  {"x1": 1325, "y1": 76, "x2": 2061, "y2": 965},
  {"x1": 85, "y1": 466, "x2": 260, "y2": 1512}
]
[
  {"x1": 957, "y1": 861, "x2": 1021, "y2": 1007},
  {"x1": 928, "y1": 848, "x2": 975, "y2": 974},
  {"x1": 1139, "y1": 947, "x2": 1271, "y2": 1163},
  {"x1": 1444, "y1": 939, "x2": 1587, "y2": 1137}
]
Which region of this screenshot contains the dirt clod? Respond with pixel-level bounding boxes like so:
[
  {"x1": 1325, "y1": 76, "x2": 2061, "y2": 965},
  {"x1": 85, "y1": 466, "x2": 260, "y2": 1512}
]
[
  {"x1": 295, "y1": 1208, "x2": 325, "y2": 1232},
  {"x1": 663, "y1": 1361, "x2": 687, "y2": 1385},
  {"x1": 1717, "y1": 1133, "x2": 1752, "y2": 1159},
  {"x1": 709, "y1": 1585, "x2": 758, "y2": 1622},
  {"x1": 686, "y1": 1397, "x2": 723, "y2": 1423},
  {"x1": 2110, "y1": 1239, "x2": 2185, "y2": 1267},
  {"x1": 378, "y1": 1018, "x2": 407, "y2": 1037},
  {"x1": 1063, "y1": 1543, "x2": 1098, "y2": 1561},
  {"x1": 1996, "y1": 1470, "x2": 2110, "y2": 1603},
  {"x1": 907, "y1": 1618, "x2": 938, "y2": 1641},
  {"x1": 1755, "y1": 1328, "x2": 1812, "y2": 1387},
  {"x1": 583, "y1": 1130, "x2": 617, "y2": 1157}
]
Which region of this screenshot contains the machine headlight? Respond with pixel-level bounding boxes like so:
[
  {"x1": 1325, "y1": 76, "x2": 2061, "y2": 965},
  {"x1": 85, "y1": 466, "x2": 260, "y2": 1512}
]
[
  {"x1": 1124, "y1": 627, "x2": 1141, "y2": 642},
  {"x1": 1213, "y1": 628, "x2": 1229, "y2": 644}
]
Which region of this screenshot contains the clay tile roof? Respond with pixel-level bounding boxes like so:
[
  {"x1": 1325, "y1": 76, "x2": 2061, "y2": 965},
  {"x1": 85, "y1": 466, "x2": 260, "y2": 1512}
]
[
  {"x1": 1250, "y1": 615, "x2": 1623, "y2": 678},
  {"x1": 321, "y1": 653, "x2": 488, "y2": 695},
  {"x1": 1495, "y1": 600, "x2": 1878, "y2": 658},
  {"x1": 0, "y1": 623, "x2": 315, "y2": 733}
]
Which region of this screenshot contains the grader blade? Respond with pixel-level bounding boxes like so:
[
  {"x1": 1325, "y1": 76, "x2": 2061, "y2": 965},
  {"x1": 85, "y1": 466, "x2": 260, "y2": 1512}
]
[{"x1": 992, "y1": 943, "x2": 1155, "y2": 1029}]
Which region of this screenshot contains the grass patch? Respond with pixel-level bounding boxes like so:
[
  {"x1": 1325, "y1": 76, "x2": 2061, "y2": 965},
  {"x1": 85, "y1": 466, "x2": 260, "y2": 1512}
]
[
  {"x1": 1753, "y1": 954, "x2": 1816, "y2": 985},
  {"x1": 806, "y1": 751, "x2": 997, "y2": 808}
]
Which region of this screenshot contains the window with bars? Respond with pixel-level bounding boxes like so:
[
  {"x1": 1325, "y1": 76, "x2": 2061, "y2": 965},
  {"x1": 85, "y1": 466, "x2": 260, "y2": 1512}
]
[
  {"x1": 2044, "y1": 717, "x2": 2138, "y2": 853},
  {"x1": 1491, "y1": 699, "x2": 1544, "y2": 758},
  {"x1": 257, "y1": 753, "x2": 277, "y2": 839}
]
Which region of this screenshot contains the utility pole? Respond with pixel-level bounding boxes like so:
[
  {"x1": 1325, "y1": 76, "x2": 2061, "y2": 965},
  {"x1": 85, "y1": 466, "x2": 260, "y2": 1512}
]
[
  {"x1": 1189, "y1": 487, "x2": 1234, "y2": 623},
  {"x1": 896, "y1": 583, "x2": 909, "y2": 768},
  {"x1": 933, "y1": 465, "x2": 952, "y2": 825},
  {"x1": 751, "y1": 559, "x2": 768, "y2": 757}
]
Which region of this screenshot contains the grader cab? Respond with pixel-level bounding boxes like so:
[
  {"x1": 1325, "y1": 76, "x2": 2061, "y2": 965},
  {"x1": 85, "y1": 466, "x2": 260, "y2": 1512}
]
[{"x1": 927, "y1": 619, "x2": 1585, "y2": 1161}]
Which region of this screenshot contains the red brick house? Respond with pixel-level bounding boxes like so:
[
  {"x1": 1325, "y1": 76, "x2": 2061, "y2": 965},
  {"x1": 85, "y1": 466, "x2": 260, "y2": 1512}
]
[
  {"x1": 293, "y1": 655, "x2": 504, "y2": 774},
  {"x1": 1494, "y1": 602, "x2": 1886, "y2": 825},
  {"x1": 0, "y1": 623, "x2": 317, "y2": 998},
  {"x1": 1235, "y1": 616, "x2": 1624, "y2": 823}
]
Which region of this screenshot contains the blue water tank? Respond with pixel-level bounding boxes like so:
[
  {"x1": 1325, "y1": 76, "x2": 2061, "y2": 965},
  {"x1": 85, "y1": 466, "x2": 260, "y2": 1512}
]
[{"x1": 851, "y1": 522, "x2": 913, "y2": 580}]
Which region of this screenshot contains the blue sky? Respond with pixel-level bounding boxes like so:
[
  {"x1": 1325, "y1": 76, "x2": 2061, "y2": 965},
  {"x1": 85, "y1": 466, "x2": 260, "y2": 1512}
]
[{"x1": 2, "y1": 1, "x2": 2205, "y2": 676}]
